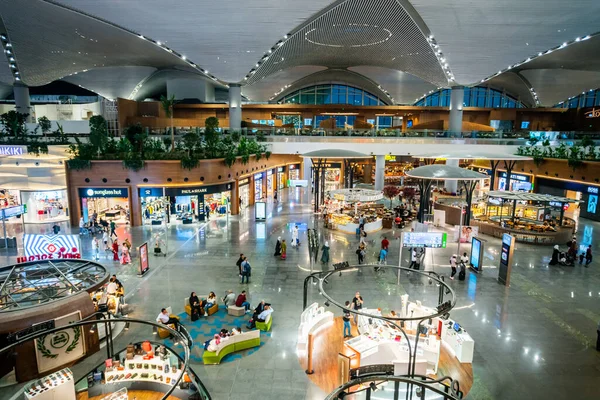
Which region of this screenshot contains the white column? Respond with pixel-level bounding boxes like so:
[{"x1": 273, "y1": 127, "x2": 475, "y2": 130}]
[
  {"x1": 303, "y1": 158, "x2": 312, "y2": 204},
  {"x1": 13, "y1": 84, "x2": 32, "y2": 122},
  {"x1": 375, "y1": 155, "x2": 385, "y2": 191},
  {"x1": 228, "y1": 84, "x2": 242, "y2": 131},
  {"x1": 445, "y1": 159, "x2": 459, "y2": 193},
  {"x1": 448, "y1": 86, "x2": 464, "y2": 134}
]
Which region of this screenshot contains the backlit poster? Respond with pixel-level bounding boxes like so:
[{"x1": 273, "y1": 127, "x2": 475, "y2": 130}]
[
  {"x1": 138, "y1": 242, "x2": 149, "y2": 276},
  {"x1": 587, "y1": 195, "x2": 597, "y2": 214}
]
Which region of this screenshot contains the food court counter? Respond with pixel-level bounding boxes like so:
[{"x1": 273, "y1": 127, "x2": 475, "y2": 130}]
[
  {"x1": 471, "y1": 219, "x2": 574, "y2": 245},
  {"x1": 328, "y1": 214, "x2": 383, "y2": 234}
]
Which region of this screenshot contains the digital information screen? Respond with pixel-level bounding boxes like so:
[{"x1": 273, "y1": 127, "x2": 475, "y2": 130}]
[
  {"x1": 255, "y1": 202, "x2": 266, "y2": 220},
  {"x1": 402, "y1": 232, "x2": 447, "y2": 248},
  {"x1": 138, "y1": 242, "x2": 149, "y2": 276},
  {"x1": 470, "y1": 237, "x2": 482, "y2": 272}
]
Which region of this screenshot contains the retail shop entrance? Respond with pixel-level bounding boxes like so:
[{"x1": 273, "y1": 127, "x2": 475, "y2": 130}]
[{"x1": 78, "y1": 187, "x2": 130, "y2": 224}]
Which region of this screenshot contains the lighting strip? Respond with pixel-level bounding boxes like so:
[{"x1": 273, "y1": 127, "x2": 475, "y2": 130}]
[
  {"x1": 0, "y1": 32, "x2": 21, "y2": 82},
  {"x1": 413, "y1": 87, "x2": 442, "y2": 104},
  {"x1": 556, "y1": 87, "x2": 599, "y2": 107},
  {"x1": 478, "y1": 31, "x2": 600, "y2": 86},
  {"x1": 426, "y1": 35, "x2": 455, "y2": 83}
]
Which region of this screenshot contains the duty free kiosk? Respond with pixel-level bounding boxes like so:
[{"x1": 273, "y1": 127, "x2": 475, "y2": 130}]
[
  {"x1": 297, "y1": 302, "x2": 334, "y2": 352},
  {"x1": 343, "y1": 298, "x2": 474, "y2": 376}
]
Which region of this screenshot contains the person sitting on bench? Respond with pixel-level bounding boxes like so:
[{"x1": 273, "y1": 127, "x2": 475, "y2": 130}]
[
  {"x1": 247, "y1": 304, "x2": 273, "y2": 329},
  {"x1": 157, "y1": 308, "x2": 181, "y2": 330}
]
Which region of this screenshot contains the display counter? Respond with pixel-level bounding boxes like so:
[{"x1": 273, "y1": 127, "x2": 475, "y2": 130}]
[
  {"x1": 297, "y1": 302, "x2": 334, "y2": 351},
  {"x1": 472, "y1": 219, "x2": 574, "y2": 245},
  {"x1": 335, "y1": 218, "x2": 382, "y2": 234},
  {"x1": 24, "y1": 368, "x2": 75, "y2": 400}
]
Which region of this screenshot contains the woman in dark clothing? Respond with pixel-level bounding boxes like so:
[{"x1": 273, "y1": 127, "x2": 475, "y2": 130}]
[
  {"x1": 549, "y1": 245, "x2": 559, "y2": 265},
  {"x1": 274, "y1": 237, "x2": 282, "y2": 256},
  {"x1": 189, "y1": 292, "x2": 202, "y2": 316}
]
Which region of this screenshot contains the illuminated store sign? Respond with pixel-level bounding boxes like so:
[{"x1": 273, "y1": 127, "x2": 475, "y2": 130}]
[
  {"x1": 0, "y1": 146, "x2": 24, "y2": 156},
  {"x1": 79, "y1": 188, "x2": 128, "y2": 198},
  {"x1": 585, "y1": 108, "x2": 600, "y2": 119}
]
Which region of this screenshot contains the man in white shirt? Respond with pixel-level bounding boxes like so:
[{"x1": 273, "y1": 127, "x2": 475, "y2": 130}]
[
  {"x1": 156, "y1": 308, "x2": 180, "y2": 329},
  {"x1": 247, "y1": 304, "x2": 273, "y2": 329},
  {"x1": 106, "y1": 277, "x2": 118, "y2": 295}
]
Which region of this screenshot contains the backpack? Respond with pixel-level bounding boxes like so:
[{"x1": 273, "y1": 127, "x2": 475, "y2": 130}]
[
  {"x1": 458, "y1": 270, "x2": 466, "y2": 281},
  {"x1": 243, "y1": 261, "x2": 251, "y2": 276}
]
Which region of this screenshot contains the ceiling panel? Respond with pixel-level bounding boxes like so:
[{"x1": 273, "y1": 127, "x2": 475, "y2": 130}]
[
  {"x1": 409, "y1": 0, "x2": 600, "y2": 85},
  {"x1": 55, "y1": 0, "x2": 334, "y2": 83},
  {"x1": 62, "y1": 66, "x2": 157, "y2": 100},
  {"x1": 246, "y1": 0, "x2": 448, "y2": 87},
  {"x1": 348, "y1": 66, "x2": 438, "y2": 105},
  {"x1": 241, "y1": 66, "x2": 327, "y2": 102},
  {"x1": 486, "y1": 71, "x2": 536, "y2": 107},
  {"x1": 0, "y1": 0, "x2": 202, "y2": 86},
  {"x1": 520, "y1": 69, "x2": 600, "y2": 106}
]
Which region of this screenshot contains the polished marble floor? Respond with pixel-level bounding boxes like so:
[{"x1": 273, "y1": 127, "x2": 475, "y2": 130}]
[{"x1": 2, "y1": 187, "x2": 600, "y2": 400}]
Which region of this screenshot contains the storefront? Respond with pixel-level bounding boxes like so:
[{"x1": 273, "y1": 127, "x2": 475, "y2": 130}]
[
  {"x1": 238, "y1": 178, "x2": 250, "y2": 209},
  {"x1": 536, "y1": 178, "x2": 599, "y2": 222},
  {"x1": 497, "y1": 172, "x2": 533, "y2": 192},
  {"x1": 0, "y1": 189, "x2": 20, "y2": 209},
  {"x1": 288, "y1": 164, "x2": 300, "y2": 181},
  {"x1": 139, "y1": 183, "x2": 232, "y2": 225},
  {"x1": 276, "y1": 166, "x2": 286, "y2": 190},
  {"x1": 254, "y1": 172, "x2": 264, "y2": 202},
  {"x1": 22, "y1": 189, "x2": 70, "y2": 224},
  {"x1": 324, "y1": 162, "x2": 342, "y2": 192},
  {"x1": 78, "y1": 188, "x2": 130, "y2": 224},
  {"x1": 266, "y1": 169, "x2": 275, "y2": 197}
]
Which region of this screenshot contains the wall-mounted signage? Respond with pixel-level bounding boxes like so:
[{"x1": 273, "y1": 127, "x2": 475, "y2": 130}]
[
  {"x1": 402, "y1": 232, "x2": 447, "y2": 248},
  {"x1": 2, "y1": 204, "x2": 26, "y2": 219},
  {"x1": 277, "y1": 167, "x2": 284, "y2": 172},
  {"x1": 78, "y1": 188, "x2": 129, "y2": 198},
  {"x1": 254, "y1": 173, "x2": 263, "y2": 180},
  {"x1": 238, "y1": 178, "x2": 250, "y2": 186},
  {"x1": 139, "y1": 183, "x2": 232, "y2": 197},
  {"x1": 499, "y1": 172, "x2": 530, "y2": 182},
  {"x1": 0, "y1": 146, "x2": 24, "y2": 156},
  {"x1": 585, "y1": 108, "x2": 600, "y2": 119},
  {"x1": 322, "y1": 163, "x2": 342, "y2": 169},
  {"x1": 289, "y1": 164, "x2": 298, "y2": 170},
  {"x1": 267, "y1": 169, "x2": 273, "y2": 176},
  {"x1": 588, "y1": 186, "x2": 599, "y2": 194},
  {"x1": 19, "y1": 234, "x2": 81, "y2": 263}
]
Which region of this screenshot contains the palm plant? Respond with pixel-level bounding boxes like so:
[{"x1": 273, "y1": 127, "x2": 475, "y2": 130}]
[{"x1": 160, "y1": 94, "x2": 176, "y2": 151}]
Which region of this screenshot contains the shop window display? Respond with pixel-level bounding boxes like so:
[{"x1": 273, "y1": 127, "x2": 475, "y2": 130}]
[
  {"x1": 83, "y1": 196, "x2": 129, "y2": 224},
  {"x1": 238, "y1": 179, "x2": 250, "y2": 209},
  {"x1": 21, "y1": 190, "x2": 69, "y2": 224},
  {"x1": 142, "y1": 197, "x2": 168, "y2": 225},
  {"x1": 254, "y1": 174, "x2": 264, "y2": 202},
  {"x1": 204, "y1": 192, "x2": 230, "y2": 218},
  {"x1": 0, "y1": 189, "x2": 20, "y2": 209}
]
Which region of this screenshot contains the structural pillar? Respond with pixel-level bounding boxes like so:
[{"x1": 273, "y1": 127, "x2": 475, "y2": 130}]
[
  {"x1": 13, "y1": 84, "x2": 32, "y2": 122},
  {"x1": 363, "y1": 164, "x2": 373, "y2": 184},
  {"x1": 303, "y1": 158, "x2": 312, "y2": 204},
  {"x1": 375, "y1": 155, "x2": 385, "y2": 191},
  {"x1": 228, "y1": 83, "x2": 242, "y2": 131},
  {"x1": 445, "y1": 159, "x2": 459, "y2": 194},
  {"x1": 448, "y1": 86, "x2": 464, "y2": 135}
]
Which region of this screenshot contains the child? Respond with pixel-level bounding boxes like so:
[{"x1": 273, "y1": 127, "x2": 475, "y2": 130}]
[{"x1": 343, "y1": 301, "x2": 352, "y2": 338}]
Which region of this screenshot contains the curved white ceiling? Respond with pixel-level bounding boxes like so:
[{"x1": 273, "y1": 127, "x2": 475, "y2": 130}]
[
  {"x1": 409, "y1": 0, "x2": 600, "y2": 85},
  {"x1": 241, "y1": 66, "x2": 327, "y2": 102},
  {"x1": 62, "y1": 66, "x2": 157, "y2": 100},
  {"x1": 521, "y1": 69, "x2": 600, "y2": 106},
  {"x1": 54, "y1": 0, "x2": 333, "y2": 83},
  {"x1": 246, "y1": 0, "x2": 447, "y2": 87}
]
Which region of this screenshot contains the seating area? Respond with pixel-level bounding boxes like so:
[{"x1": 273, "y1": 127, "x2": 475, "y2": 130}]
[
  {"x1": 255, "y1": 314, "x2": 272, "y2": 332},
  {"x1": 202, "y1": 329, "x2": 261, "y2": 365},
  {"x1": 184, "y1": 296, "x2": 219, "y2": 317},
  {"x1": 156, "y1": 307, "x2": 179, "y2": 339}
]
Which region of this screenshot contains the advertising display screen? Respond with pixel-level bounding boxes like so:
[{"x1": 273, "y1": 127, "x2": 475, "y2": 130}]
[
  {"x1": 587, "y1": 194, "x2": 598, "y2": 214},
  {"x1": 255, "y1": 202, "x2": 266, "y2": 220},
  {"x1": 138, "y1": 242, "x2": 149, "y2": 276},
  {"x1": 288, "y1": 179, "x2": 308, "y2": 187},
  {"x1": 402, "y1": 232, "x2": 447, "y2": 248},
  {"x1": 19, "y1": 234, "x2": 81, "y2": 263},
  {"x1": 470, "y1": 237, "x2": 482, "y2": 272}
]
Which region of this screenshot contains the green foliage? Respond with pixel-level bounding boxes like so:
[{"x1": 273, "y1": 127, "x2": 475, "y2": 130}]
[
  {"x1": 182, "y1": 130, "x2": 200, "y2": 155},
  {"x1": 256, "y1": 132, "x2": 266, "y2": 142},
  {"x1": 580, "y1": 135, "x2": 594, "y2": 149},
  {"x1": 554, "y1": 143, "x2": 568, "y2": 159},
  {"x1": 66, "y1": 159, "x2": 91, "y2": 170},
  {"x1": 204, "y1": 117, "x2": 220, "y2": 158},
  {"x1": 89, "y1": 115, "x2": 109, "y2": 154},
  {"x1": 27, "y1": 142, "x2": 49, "y2": 156},
  {"x1": 160, "y1": 95, "x2": 175, "y2": 118},
  {"x1": 265, "y1": 150, "x2": 271, "y2": 160},
  {"x1": 38, "y1": 116, "x2": 52, "y2": 135},
  {"x1": 116, "y1": 137, "x2": 134, "y2": 156},
  {"x1": 224, "y1": 151, "x2": 237, "y2": 167},
  {"x1": 181, "y1": 155, "x2": 199, "y2": 170},
  {"x1": 0, "y1": 111, "x2": 28, "y2": 138},
  {"x1": 122, "y1": 156, "x2": 145, "y2": 171},
  {"x1": 231, "y1": 130, "x2": 241, "y2": 142}
]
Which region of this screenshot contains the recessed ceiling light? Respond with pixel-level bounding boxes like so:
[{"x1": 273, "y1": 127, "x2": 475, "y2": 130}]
[
  {"x1": 156, "y1": 41, "x2": 162, "y2": 46},
  {"x1": 181, "y1": 55, "x2": 186, "y2": 60}
]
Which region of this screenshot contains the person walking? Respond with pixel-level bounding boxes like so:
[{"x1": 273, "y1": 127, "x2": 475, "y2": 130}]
[
  {"x1": 381, "y1": 236, "x2": 389, "y2": 251},
  {"x1": 236, "y1": 253, "x2": 244, "y2": 276},
  {"x1": 343, "y1": 301, "x2": 352, "y2": 338},
  {"x1": 356, "y1": 244, "x2": 365, "y2": 265},
  {"x1": 281, "y1": 239, "x2": 287, "y2": 260},
  {"x1": 110, "y1": 220, "x2": 117, "y2": 239},
  {"x1": 274, "y1": 237, "x2": 282, "y2": 256},
  {"x1": 409, "y1": 248, "x2": 418, "y2": 269},
  {"x1": 321, "y1": 241, "x2": 330, "y2": 264},
  {"x1": 292, "y1": 225, "x2": 299, "y2": 247},
  {"x1": 351, "y1": 292, "x2": 363, "y2": 324},
  {"x1": 121, "y1": 244, "x2": 131, "y2": 265},
  {"x1": 102, "y1": 231, "x2": 109, "y2": 252},
  {"x1": 240, "y1": 257, "x2": 251, "y2": 283},
  {"x1": 450, "y1": 254, "x2": 458, "y2": 280},
  {"x1": 585, "y1": 245, "x2": 593, "y2": 267},
  {"x1": 274, "y1": 190, "x2": 278, "y2": 203},
  {"x1": 79, "y1": 217, "x2": 85, "y2": 235},
  {"x1": 92, "y1": 237, "x2": 100, "y2": 261},
  {"x1": 112, "y1": 240, "x2": 119, "y2": 261}
]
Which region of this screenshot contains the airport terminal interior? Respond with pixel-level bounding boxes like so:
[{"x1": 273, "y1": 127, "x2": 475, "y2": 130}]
[{"x1": 0, "y1": 1, "x2": 600, "y2": 400}]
